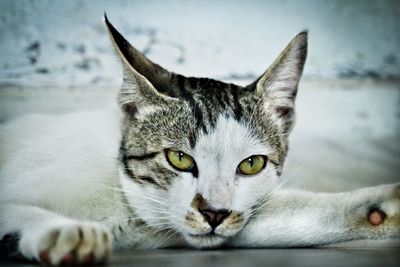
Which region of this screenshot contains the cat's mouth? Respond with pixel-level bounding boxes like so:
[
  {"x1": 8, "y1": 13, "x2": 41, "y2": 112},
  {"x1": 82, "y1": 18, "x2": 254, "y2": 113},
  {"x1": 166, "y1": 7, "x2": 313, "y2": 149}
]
[
  {"x1": 188, "y1": 232, "x2": 226, "y2": 238},
  {"x1": 185, "y1": 232, "x2": 227, "y2": 248},
  {"x1": 182, "y1": 209, "x2": 246, "y2": 248}
]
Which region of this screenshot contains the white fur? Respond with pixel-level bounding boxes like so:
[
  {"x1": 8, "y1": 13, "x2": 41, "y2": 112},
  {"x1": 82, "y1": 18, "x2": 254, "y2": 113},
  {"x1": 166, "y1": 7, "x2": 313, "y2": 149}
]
[{"x1": 193, "y1": 115, "x2": 277, "y2": 211}]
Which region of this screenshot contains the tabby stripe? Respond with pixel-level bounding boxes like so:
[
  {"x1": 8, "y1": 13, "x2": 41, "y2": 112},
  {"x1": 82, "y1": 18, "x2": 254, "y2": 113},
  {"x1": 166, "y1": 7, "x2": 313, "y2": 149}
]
[
  {"x1": 176, "y1": 74, "x2": 207, "y2": 133},
  {"x1": 188, "y1": 77, "x2": 198, "y2": 88},
  {"x1": 123, "y1": 152, "x2": 160, "y2": 161},
  {"x1": 206, "y1": 107, "x2": 215, "y2": 129},
  {"x1": 135, "y1": 176, "x2": 159, "y2": 185},
  {"x1": 216, "y1": 89, "x2": 227, "y2": 109},
  {"x1": 120, "y1": 148, "x2": 164, "y2": 188},
  {"x1": 121, "y1": 159, "x2": 164, "y2": 189},
  {"x1": 188, "y1": 131, "x2": 197, "y2": 149},
  {"x1": 221, "y1": 89, "x2": 230, "y2": 108},
  {"x1": 231, "y1": 85, "x2": 243, "y2": 120}
]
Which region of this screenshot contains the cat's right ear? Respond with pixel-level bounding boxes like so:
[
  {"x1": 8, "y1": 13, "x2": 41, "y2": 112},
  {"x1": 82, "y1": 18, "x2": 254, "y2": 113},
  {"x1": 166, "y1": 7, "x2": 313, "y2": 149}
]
[
  {"x1": 247, "y1": 32, "x2": 307, "y2": 133},
  {"x1": 104, "y1": 14, "x2": 177, "y2": 113}
]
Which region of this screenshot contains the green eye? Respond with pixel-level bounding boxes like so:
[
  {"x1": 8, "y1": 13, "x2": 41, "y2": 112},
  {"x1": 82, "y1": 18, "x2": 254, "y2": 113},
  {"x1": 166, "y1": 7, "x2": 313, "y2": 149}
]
[
  {"x1": 237, "y1": 155, "x2": 267, "y2": 176},
  {"x1": 166, "y1": 150, "x2": 194, "y2": 171}
]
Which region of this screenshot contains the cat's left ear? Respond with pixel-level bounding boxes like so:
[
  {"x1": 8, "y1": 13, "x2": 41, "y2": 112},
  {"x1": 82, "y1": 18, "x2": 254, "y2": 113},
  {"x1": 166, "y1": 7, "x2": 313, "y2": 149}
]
[
  {"x1": 104, "y1": 14, "x2": 177, "y2": 113},
  {"x1": 248, "y1": 32, "x2": 307, "y2": 133}
]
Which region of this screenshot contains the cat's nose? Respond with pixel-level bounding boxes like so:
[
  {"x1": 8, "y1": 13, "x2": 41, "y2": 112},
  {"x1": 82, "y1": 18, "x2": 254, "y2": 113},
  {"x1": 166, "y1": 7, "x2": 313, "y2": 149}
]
[{"x1": 199, "y1": 208, "x2": 231, "y2": 229}]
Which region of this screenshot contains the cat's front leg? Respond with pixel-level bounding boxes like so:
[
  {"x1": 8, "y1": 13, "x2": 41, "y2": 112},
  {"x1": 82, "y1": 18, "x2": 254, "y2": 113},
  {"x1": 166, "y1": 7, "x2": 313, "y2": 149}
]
[
  {"x1": 229, "y1": 183, "x2": 400, "y2": 247},
  {"x1": 0, "y1": 204, "x2": 112, "y2": 265}
]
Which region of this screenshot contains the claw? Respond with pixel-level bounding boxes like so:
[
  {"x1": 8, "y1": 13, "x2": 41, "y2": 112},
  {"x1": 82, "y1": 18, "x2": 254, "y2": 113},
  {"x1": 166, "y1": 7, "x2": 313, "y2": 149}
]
[
  {"x1": 39, "y1": 251, "x2": 50, "y2": 264},
  {"x1": 83, "y1": 253, "x2": 94, "y2": 264},
  {"x1": 61, "y1": 253, "x2": 74, "y2": 264}
]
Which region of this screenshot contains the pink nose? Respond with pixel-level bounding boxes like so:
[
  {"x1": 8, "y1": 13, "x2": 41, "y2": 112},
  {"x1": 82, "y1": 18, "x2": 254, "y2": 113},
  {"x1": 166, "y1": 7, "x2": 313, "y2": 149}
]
[{"x1": 199, "y1": 208, "x2": 231, "y2": 229}]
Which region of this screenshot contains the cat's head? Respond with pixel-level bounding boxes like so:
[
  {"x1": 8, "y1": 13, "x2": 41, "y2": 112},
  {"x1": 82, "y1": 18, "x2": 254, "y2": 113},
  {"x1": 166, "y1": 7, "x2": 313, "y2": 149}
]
[{"x1": 105, "y1": 16, "x2": 307, "y2": 248}]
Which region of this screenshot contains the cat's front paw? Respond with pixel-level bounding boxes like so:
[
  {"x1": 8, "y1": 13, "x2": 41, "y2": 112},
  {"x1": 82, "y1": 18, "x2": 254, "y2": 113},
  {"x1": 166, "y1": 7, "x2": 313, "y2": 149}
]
[
  {"x1": 22, "y1": 221, "x2": 112, "y2": 265},
  {"x1": 349, "y1": 183, "x2": 400, "y2": 239}
]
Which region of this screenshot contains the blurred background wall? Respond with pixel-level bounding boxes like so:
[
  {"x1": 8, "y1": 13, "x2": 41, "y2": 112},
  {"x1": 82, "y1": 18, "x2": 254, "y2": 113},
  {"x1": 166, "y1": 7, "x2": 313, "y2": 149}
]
[{"x1": 0, "y1": 0, "x2": 399, "y2": 87}]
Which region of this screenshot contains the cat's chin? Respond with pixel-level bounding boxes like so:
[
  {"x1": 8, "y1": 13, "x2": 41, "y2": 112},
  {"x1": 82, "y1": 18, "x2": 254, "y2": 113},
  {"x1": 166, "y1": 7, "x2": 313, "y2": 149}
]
[{"x1": 184, "y1": 233, "x2": 227, "y2": 248}]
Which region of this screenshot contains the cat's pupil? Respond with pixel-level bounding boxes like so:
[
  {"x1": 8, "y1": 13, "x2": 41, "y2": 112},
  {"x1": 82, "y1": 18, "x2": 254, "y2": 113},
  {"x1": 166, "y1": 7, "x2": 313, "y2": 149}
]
[
  {"x1": 179, "y1": 152, "x2": 184, "y2": 161},
  {"x1": 248, "y1": 158, "x2": 253, "y2": 167}
]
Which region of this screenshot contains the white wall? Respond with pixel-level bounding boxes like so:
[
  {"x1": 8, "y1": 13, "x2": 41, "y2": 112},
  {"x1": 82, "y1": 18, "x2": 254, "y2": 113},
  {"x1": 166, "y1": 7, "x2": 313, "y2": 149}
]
[{"x1": 1, "y1": 0, "x2": 399, "y2": 86}]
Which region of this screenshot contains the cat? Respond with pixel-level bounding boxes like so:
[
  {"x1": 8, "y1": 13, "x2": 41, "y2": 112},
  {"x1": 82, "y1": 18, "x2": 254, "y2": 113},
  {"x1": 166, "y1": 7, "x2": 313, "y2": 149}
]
[{"x1": 0, "y1": 14, "x2": 399, "y2": 266}]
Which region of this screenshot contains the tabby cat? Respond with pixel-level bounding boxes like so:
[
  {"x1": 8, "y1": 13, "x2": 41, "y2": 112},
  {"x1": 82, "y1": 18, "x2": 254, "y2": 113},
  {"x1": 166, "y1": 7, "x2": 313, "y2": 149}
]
[{"x1": 0, "y1": 15, "x2": 399, "y2": 265}]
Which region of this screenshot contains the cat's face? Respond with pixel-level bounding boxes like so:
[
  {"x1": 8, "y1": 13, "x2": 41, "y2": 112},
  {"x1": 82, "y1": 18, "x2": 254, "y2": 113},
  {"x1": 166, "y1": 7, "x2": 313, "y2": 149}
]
[{"x1": 105, "y1": 16, "x2": 307, "y2": 248}]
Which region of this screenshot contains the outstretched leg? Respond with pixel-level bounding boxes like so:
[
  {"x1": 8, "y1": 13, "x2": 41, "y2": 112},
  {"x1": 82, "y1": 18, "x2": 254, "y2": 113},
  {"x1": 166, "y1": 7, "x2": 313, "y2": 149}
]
[{"x1": 229, "y1": 184, "x2": 400, "y2": 247}]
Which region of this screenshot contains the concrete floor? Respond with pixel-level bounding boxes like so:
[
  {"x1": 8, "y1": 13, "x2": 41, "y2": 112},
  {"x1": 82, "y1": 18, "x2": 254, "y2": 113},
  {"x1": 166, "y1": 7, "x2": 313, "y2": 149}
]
[{"x1": 1, "y1": 248, "x2": 400, "y2": 267}]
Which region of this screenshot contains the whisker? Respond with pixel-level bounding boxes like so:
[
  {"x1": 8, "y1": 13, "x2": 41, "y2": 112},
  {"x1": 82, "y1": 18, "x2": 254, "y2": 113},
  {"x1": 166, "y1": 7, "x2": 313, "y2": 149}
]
[
  {"x1": 134, "y1": 222, "x2": 173, "y2": 233},
  {"x1": 156, "y1": 228, "x2": 178, "y2": 248}
]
